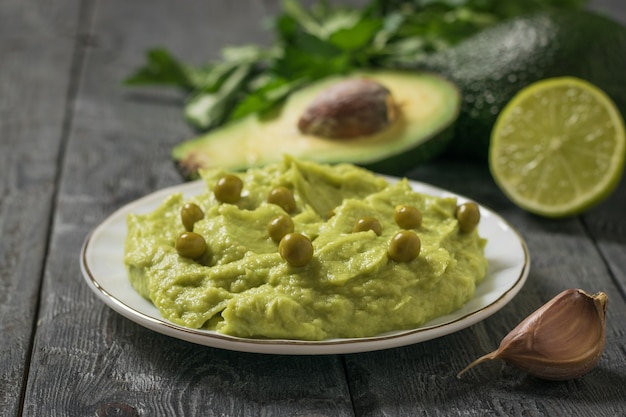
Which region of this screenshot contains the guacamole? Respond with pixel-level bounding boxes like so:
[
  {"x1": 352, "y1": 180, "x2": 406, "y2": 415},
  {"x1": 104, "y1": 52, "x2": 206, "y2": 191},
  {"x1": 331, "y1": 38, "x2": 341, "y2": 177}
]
[{"x1": 124, "y1": 156, "x2": 488, "y2": 340}]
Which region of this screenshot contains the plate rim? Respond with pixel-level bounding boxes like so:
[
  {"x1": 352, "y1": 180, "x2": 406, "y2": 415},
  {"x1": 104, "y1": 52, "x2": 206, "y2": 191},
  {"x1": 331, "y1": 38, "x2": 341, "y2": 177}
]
[{"x1": 80, "y1": 177, "x2": 530, "y2": 355}]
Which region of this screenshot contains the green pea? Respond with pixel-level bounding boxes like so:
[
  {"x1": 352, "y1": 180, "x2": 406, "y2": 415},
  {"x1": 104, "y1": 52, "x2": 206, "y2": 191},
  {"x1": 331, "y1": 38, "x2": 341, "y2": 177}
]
[
  {"x1": 353, "y1": 216, "x2": 382, "y2": 236},
  {"x1": 268, "y1": 214, "x2": 295, "y2": 243},
  {"x1": 388, "y1": 230, "x2": 421, "y2": 262},
  {"x1": 279, "y1": 233, "x2": 313, "y2": 267},
  {"x1": 175, "y1": 232, "x2": 207, "y2": 260},
  {"x1": 181, "y1": 202, "x2": 205, "y2": 231},
  {"x1": 214, "y1": 174, "x2": 243, "y2": 204},
  {"x1": 267, "y1": 186, "x2": 296, "y2": 213},
  {"x1": 394, "y1": 205, "x2": 422, "y2": 229},
  {"x1": 456, "y1": 202, "x2": 481, "y2": 233}
]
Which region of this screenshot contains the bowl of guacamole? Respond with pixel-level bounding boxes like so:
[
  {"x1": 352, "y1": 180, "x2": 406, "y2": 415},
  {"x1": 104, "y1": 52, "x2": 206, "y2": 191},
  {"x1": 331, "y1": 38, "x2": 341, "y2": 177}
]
[{"x1": 123, "y1": 156, "x2": 488, "y2": 341}]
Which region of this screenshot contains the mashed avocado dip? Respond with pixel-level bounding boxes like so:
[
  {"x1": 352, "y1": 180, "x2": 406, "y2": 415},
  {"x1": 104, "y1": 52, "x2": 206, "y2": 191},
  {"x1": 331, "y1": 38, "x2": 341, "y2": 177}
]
[{"x1": 124, "y1": 156, "x2": 487, "y2": 340}]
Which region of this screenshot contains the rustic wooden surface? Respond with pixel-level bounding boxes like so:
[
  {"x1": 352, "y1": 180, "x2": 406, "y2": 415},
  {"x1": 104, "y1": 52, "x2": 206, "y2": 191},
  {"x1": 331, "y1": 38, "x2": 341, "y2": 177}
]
[{"x1": 1, "y1": 1, "x2": 625, "y2": 416}]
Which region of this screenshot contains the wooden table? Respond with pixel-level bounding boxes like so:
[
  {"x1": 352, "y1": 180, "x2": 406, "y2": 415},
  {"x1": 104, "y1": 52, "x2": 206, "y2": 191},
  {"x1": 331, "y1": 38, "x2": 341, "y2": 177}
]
[{"x1": 3, "y1": 1, "x2": 626, "y2": 416}]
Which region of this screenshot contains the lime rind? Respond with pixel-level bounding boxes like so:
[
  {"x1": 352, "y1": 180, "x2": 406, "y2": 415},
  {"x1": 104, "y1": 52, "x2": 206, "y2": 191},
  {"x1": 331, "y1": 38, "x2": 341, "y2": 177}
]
[{"x1": 489, "y1": 77, "x2": 626, "y2": 218}]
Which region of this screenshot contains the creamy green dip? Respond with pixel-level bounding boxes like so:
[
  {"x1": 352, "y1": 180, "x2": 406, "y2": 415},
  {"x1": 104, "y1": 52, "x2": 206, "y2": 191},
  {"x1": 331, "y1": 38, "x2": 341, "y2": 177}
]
[{"x1": 124, "y1": 156, "x2": 487, "y2": 340}]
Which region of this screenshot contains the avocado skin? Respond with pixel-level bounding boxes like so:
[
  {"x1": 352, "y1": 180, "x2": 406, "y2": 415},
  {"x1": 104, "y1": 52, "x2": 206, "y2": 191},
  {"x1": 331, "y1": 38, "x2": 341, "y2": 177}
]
[
  {"x1": 415, "y1": 10, "x2": 626, "y2": 160},
  {"x1": 361, "y1": 123, "x2": 455, "y2": 175}
]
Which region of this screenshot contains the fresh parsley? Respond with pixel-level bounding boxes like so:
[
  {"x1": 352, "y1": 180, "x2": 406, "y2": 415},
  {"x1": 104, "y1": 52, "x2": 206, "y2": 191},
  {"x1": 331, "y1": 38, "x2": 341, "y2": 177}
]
[{"x1": 124, "y1": 0, "x2": 588, "y2": 131}]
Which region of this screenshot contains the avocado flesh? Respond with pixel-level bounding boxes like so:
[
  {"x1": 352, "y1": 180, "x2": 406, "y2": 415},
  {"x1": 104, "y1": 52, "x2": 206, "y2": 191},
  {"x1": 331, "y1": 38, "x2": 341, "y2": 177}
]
[
  {"x1": 415, "y1": 10, "x2": 626, "y2": 159},
  {"x1": 172, "y1": 71, "x2": 460, "y2": 178}
]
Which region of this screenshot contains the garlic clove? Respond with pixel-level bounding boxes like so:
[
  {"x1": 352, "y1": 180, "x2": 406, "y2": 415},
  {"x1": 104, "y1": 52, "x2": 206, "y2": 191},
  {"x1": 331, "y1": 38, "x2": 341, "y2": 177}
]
[{"x1": 457, "y1": 289, "x2": 608, "y2": 381}]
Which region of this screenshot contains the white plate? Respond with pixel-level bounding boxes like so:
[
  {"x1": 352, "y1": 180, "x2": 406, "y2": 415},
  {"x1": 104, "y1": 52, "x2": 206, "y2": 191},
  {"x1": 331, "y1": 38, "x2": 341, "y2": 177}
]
[{"x1": 80, "y1": 178, "x2": 529, "y2": 355}]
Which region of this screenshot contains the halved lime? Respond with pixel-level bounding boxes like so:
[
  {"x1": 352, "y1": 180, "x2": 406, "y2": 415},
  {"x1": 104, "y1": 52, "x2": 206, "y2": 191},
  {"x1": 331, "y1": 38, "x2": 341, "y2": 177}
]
[{"x1": 489, "y1": 77, "x2": 626, "y2": 218}]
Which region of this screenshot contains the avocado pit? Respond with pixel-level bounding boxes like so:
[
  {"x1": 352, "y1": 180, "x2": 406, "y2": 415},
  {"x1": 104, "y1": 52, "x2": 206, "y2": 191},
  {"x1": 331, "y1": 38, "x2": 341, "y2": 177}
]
[{"x1": 297, "y1": 78, "x2": 398, "y2": 139}]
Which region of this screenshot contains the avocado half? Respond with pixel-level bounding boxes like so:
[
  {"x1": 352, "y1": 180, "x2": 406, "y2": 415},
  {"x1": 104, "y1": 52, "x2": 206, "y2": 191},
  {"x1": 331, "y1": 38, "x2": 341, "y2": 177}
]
[{"x1": 172, "y1": 71, "x2": 460, "y2": 178}]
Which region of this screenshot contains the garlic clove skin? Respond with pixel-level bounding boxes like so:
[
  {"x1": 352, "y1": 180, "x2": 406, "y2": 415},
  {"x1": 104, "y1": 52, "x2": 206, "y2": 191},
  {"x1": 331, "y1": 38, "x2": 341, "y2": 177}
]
[{"x1": 458, "y1": 289, "x2": 608, "y2": 380}]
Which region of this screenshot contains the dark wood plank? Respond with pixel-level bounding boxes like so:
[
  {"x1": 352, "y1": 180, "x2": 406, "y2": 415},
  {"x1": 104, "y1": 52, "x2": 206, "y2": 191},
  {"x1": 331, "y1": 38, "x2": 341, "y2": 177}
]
[
  {"x1": 0, "y1": 1, "x2": 81, "y2": 415},
  {"x1": 22, "y1": 1, "x2": 353, "y2": 415},
  {"x1": 589, "y1": 0, "x2": 626, "y2": 23},
  {"x1": 582, "y1": 175, "x2": 626, "y2": 297}
]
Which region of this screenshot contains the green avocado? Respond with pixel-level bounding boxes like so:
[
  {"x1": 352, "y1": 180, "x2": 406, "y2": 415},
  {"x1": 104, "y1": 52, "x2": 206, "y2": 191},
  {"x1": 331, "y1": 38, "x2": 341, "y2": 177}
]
[
  {"x1": 415, "y1": 10, "x2": 626, "y2": 159},
  {"x1": 172, "y1": 71, "x2": 460, "y2": 178}
]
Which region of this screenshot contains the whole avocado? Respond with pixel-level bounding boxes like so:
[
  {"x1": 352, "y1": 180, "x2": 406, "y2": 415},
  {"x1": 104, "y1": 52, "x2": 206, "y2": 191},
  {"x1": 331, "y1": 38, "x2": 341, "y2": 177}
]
[{"x1": 416, "y1": 10, "x2": 626, "y2": 159}]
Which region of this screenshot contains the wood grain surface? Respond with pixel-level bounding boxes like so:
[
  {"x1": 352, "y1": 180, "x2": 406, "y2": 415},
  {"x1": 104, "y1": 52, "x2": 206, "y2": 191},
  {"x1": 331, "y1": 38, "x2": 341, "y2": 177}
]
[{"x1": 2, "y1": 1, "x2": 625, "y2": 416}]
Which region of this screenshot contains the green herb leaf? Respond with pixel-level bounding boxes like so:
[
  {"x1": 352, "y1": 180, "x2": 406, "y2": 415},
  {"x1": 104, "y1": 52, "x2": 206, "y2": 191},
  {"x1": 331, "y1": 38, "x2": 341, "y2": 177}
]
[
  {"x1": 126, "y1": 0, "x2": 590, "y2": 134},
  {"x1": 124, "y1": 48, "x2": 193, "y2": 89},
  {"x1": 184, "y1": 64, "x2": 254, "y2": 129},
  {"x1": 282, "y1": 0, "x2": 325, "y2": 37},
  {"x1": 329, "y1": 17, "x2": 382, "y2": 51},
  {"x1": 229, "y1": 76, "x2": 306, "y2": 121}
]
